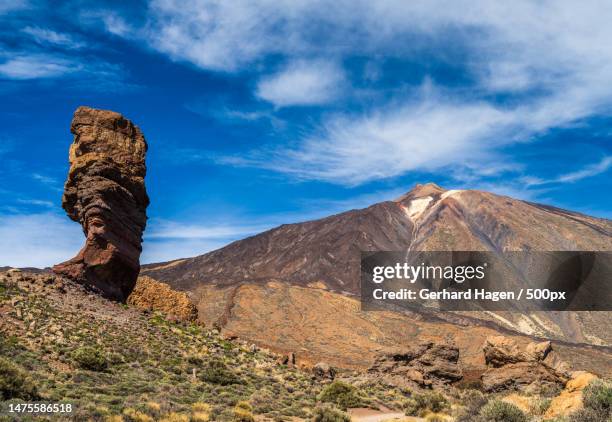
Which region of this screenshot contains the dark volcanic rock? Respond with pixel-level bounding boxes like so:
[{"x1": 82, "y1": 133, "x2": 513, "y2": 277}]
[
  {"x1": 368, "y1": 341, "x2": 462, "y2": 389},
  {"x1": 53, "y1": 106, "x2": 149, "y2": 301}
]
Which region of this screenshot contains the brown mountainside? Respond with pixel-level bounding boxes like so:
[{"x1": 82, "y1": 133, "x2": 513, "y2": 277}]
[
  {"x1": 144, "y1": 183, "x2": 611, "y2": 294},
  {"x1": 142, "y1": 184, "x2": 612, "y2": 370}
]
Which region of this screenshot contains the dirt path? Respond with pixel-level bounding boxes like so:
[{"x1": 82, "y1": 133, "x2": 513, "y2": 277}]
[{"x1": 348, "y1": 408, "x2": 424, "y2": 422}]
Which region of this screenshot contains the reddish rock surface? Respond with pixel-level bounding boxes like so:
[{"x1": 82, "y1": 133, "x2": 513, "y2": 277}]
[
  {"x1": 53, "y1": 106, "x2": 149, "y2": 301},
  {"x1": 368, "y1": 341, "x2": 462, "y2": 389},
  {"x1": 128, "y1": 276, "x2": 198, "y2": 322},
  {"x1": 481, "y1": 336, "x2": 567, "y2": 392}
]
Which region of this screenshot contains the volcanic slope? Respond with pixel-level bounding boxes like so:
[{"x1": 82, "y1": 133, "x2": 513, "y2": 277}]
[{"x1": 143, "y1": 184, "x2": 612, "y2": 368}]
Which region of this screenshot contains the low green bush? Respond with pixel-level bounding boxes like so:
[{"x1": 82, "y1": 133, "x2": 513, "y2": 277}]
[
  {"x1": 72, "y1": 346, "x2": 108, "y2": 371},
  {"x1": 200, "y1": 359, "x2": 241, "y2": 385},
  {"x1": 455, "y1": 389, "x2": 487, "y2": 422},
  {"x1": 318, "y1": 381, "x2": 365, "y2": 410},
  {"x1": 0, "y1": 357, "x2": 38, "y2": 400},
  {"x1": 233, "y1": 401, "x2": 255, "y2": 422},
  {"x1": 582, "y1": 379, "x2": 612, "y2": 416},
  {"x1": 477, "y1": 400, "x2": 527, "y2": 422},
  {"x1": 405, "y1": 391, "x2": 449, "y2": 417},
  {"x1": 311, "y1": 405, "x2": 351, "y2": 422}
]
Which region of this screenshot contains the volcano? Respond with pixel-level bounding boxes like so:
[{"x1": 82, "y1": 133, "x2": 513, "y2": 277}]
[{"x1": 142, "y1": 184, "x2": 612, "y2": 372}]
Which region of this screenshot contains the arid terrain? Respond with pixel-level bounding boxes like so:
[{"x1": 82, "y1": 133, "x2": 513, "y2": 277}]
[{"x1": 2, "y1": 269, "x2": 611, "y2": 421}]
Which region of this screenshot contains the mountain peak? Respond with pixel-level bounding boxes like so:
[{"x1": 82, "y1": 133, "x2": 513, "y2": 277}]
[{"x1": 395, "y1": 182, "x2": 446, "y2": 202}]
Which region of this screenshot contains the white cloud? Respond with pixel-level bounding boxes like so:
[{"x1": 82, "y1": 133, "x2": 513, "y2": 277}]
[
  {"x1": 0, "y1": 54, "x2": 80, "y2": 79},
  {"x1": 557, "y1": 156, "x2": 612, "y2": 183},
  {"x1": 256, "y1": 60, "x2": 344, "y2": 107},
  {"x1": 142, "y1": 238, "x2": 231, "y2": 263},
  {"x1": 117, "y1": 1, "x2": 612, "y2": 185},
  {"x1": 0, "y1": 213, "x2": 82, "y2": 268},
  {"x1": 101, "y1": 14, "x2": 132, "y2": 37},
  {"x1": 31, "y1": 172, "x2": 61, "y2": 189},
  {"x1": 525, "y1": 156, "x2": 612, "y2": 186},
  {"x1": 226, "y1": 85, "x2": 520, "y2": 184},
  {"x1": 0, "y1": 0, "x2": 28, "y2": 15},
  {"x1": 146, "y1": 219, "x2": 270, "y2": 240},
  {"x1": 22, "y1": 26, "x2": 86, "y2": 49},
  {"x1": 16, "y1": 198, "x2": 55, "y2": 208},
  {"x1": 140, "y1": 218, "x2": 271, "y2": 262}
]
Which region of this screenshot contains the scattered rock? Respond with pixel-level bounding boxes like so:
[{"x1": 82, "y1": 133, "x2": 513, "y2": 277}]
[
  {"x1": 482, "y1": 361, "x2": 564, "y2": 393},
  {"x1": 524, "y1": 340, "x2": 551, "y2": 362},
  {"x1": 53, "y1": 106, "x2": 149, "y2": 301},
  {"x1": 481, "y1": 336, "x2": 567, "y2": 393},
  {"x1": 279, "y1": 352, "x2": 296, "y2": 367},
  {"x1": 369, "y1": 341, "x2": 462, "y2": 389},
  {"x1": 127, "y1": 276, "x2": 198, "y2": 322},
  {"x1": 544, "y1": 371, "x2": 599, "y2": 418},
  {"x1": 313, "y1": 362, "x2": 336, "y2": 380},
  {"x1": 483, "y1": 336, "x2": 551, "y2": 367}
]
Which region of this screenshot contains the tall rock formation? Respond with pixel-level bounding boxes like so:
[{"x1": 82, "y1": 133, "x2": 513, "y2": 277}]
[{"x1": 53, "y1": 106, "x2": 149, "y2": 301}]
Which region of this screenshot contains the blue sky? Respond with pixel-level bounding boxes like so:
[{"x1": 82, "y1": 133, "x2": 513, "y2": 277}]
[{"x1": 1, "y1": 0, "x2": 611, "y2": 267}]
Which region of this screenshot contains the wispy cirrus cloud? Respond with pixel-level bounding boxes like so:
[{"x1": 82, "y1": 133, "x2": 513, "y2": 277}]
[
  {"x1": 0, "y1": 54, "x2": 80, "y2": 79},
  {"x1": 22, "y1": 26, "x2": 86, "y2": 49},
  {"x1": 0, "y1": 0, "x2": 29, "y2": 15},
  {"x1": 16, "y1": 198, "x2": 55, "y2": 208},
  {"x1": 146, "y1": 219, "x2": 270, "y2": 240},
  {"x1": 524, "y1": 156, "x2": 612, "y2": 187},
  {"x1": 94, "y1": 0, "x2": 612, "y2": 185},
  {"x1": 256, "y1": 60, "x2": 345, "y2": 107}
]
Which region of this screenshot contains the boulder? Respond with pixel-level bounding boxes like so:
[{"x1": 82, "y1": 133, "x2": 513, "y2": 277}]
[
  {"x1": 127, "y1": 276, "x2": 198, "y2": 322},
  {"x1": 313, "y1": 362, "x2": 336, "y2": 380},
  {"x1": 369, "y1": 341, "x2": 462, "y2": 389},
  {"x1": 481, "y1": 336, "x2": 567, "y2": 393},
  {"x1": 524, "y1": 340, "x2": 551, "y2": 362},
  {"x1": 481, "y1": 361, "x2": 565, "y2": 392},
  {"x1": 483, "y1": 336, "x2": 550, "y2": 367},
  {"x1": 53, "y1": 106, "x2": 149, "y2": 301}
]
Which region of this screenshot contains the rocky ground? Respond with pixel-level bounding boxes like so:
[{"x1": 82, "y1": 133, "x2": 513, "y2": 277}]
[{"x1": 1, "y1": 270, "x2": 610, "y2": 422}]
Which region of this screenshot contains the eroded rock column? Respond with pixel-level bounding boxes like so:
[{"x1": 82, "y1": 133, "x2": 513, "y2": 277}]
[{"x1": 53, "y1": 106, "x2": 149, "y2": 301}]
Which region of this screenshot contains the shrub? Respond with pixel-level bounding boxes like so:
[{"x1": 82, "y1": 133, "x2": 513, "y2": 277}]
[
  {"x1": 233, "y1": 401, "x2": 254, "y2": 422},
  {"x1": 200, "y1": 359, "x2": 241, "y2": 385},
  {"x1": 72, "y1": 346, "x2": 108, "y2": 371},
  {"x1": 159, "y1": 413, "x2": 189, "y2": 422},
  {"x1": 191, "y1": 412, "x2": 210, "y2": 422},
  {"x1": 477, "y1": 400, "x2": 527, "y2": 422},
  {"x1": 192, "y1": 402, "x2": 212, "y2": 421},
  {"x1": 0, "y1": 357, "x2": 38, "y2": 400},
  {"x1": 123, "y1": 408, "x2": 154, "y2": 422},
  {"x1": 530, "y1": 397, "x2": 552, "y2": 415},
  {"x1": 311, "y1": 405, "x2": 351, "y2": 422},
  {"x1": 403, "y1": 398, "x2": 419, "y2": 416},
  {"x1": 405, "y1": 391, "x2": 449, "y2": 417},
  {"x1": 318, "y1": 381, "x2": 365, "y2": 410},
  {"x1": 582, "y1": 379, "x2": 612, "y2": 417},
  {"x1": 417, "y1": 391, "x2": 449, "y2": 414},
  {"x1": 567, "y1": 407, "x2": 606, "y2": 422},
  {"x1": 192, "y1": 402, "x2": 212, "y2": 413},
  {"x1": 454, "y1": 390, "x2": 488, "y2": 422},
  {"x1": 145, "y1": 402, "x2": 161, "y2": 414}
]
